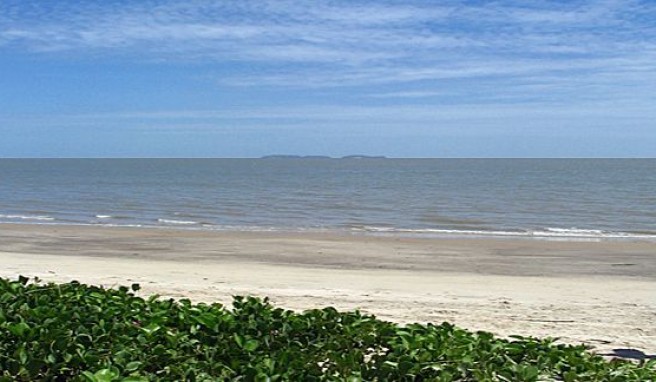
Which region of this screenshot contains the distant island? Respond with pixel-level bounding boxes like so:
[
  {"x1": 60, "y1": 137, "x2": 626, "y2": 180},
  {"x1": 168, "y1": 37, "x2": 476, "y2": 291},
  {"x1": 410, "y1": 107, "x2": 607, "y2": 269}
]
[{"x1": 261, "y1": 155, "x2": 387, "y2": 159}]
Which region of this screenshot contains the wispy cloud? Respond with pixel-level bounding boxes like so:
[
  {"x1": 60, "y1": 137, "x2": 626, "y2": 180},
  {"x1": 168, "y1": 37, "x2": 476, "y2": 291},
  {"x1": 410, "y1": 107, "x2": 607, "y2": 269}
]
[
  {"x1": 1, "y1": 0, "x2": 655, "y2": 105},
  {"x1": 1, "y1": 2, "x2": 653, "y2": 57},
  {"x1": 5, "y1": 98, "x2": 654, "y2": 131}
]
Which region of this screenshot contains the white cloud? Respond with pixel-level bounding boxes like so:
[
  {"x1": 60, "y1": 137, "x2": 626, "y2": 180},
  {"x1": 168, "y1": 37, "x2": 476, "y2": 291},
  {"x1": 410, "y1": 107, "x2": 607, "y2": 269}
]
[{"x1": 0, "y1": 0, "x2": 654, "y2": 105}]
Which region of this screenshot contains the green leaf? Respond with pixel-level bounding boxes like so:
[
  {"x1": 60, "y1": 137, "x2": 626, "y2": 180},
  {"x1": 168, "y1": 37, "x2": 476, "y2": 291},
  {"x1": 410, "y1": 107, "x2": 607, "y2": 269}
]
[
  {"x1": 8, "y1": 322, "x2": 30, "y2": 337},
  {"x1": 81, "y1": 371, "x2": 98, "y2": 382},
  {"x1": 93, "y1": 368, "x2": 120, "y2": 382},
  {"x1": 17, "y1": 346, "x2": 28, "y2": 365},
  {"x1": 140, "y1": 323, "x2": 161, "y2": 336},
  {"x1": 194, "y1": 313, "x2": 217, "y2": 328},
  {"x1": 233, "y1": 333, "x2": 244, "y2": 347},
  {"x1": 243, "y1": 339, "x2": 259, "y2": 352},
  {"x1": 121, "y1": 377, "x2": 149, "y2": 382},
  {"x1": 124, "y1": 361, "x2": 143, "y2": 372}
]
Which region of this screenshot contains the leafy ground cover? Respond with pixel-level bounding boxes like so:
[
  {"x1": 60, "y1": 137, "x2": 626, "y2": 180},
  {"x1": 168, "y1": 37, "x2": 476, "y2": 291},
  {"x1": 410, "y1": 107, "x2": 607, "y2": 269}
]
[{"x1": 0, "y1": 277, "x2": 654, "y2": 381}]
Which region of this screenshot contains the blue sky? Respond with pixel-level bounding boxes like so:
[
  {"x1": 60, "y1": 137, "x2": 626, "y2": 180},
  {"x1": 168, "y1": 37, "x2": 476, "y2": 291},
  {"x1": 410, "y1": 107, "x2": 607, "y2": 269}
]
[{"x1": 1, "y1": 0, "x2": 655, "y2": 157}]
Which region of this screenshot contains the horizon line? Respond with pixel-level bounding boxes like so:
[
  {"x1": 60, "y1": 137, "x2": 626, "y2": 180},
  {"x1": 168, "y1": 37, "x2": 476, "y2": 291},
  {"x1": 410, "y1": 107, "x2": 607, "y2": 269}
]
[{"x1": 1, "y1": 157, "x2": 655, "y2": 160}]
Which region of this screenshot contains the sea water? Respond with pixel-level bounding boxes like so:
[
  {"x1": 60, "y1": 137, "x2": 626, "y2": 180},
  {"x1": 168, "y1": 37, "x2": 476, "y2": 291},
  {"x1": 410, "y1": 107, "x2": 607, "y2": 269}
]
[{"x1": 1, "y1": 158, "x2": 654, "y2": 240}]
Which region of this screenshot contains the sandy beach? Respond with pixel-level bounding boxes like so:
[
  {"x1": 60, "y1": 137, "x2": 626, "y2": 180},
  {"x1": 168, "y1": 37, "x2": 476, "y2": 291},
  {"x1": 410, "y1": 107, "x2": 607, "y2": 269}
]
[{"x1": 0, "y1": 223, "x2": 654, "y2": 355}]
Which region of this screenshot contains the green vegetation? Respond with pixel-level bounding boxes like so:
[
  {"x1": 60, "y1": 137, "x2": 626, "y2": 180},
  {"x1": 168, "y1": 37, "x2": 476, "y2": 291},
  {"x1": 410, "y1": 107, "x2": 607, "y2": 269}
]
[{"x1": 0, "y1": 277, "x2": 654, "y2": 381}]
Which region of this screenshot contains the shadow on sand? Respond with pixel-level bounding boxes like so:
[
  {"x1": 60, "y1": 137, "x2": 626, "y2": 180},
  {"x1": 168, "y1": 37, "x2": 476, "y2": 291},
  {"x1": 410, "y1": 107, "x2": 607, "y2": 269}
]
[{"x1": 601, "y1": 349, "x2": 656, "y2": 361}]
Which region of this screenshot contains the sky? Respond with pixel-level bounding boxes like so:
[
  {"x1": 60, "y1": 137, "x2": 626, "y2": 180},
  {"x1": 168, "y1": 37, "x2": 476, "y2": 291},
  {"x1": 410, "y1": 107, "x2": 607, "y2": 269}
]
[{"x1": 1, "y1": 0, "x2": 655, "y2": 158}]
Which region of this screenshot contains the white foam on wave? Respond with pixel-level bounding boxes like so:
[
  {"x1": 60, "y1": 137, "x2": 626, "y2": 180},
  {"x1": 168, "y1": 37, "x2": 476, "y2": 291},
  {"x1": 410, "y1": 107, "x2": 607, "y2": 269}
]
[
  {"x1": 0, "y1": 214, "x2": 55, "y2": 221},
  {"x1": 95, "y1": 215, "x2": 112, "y2": 219},
  {"x1": 544, "y1": 227, "x2": 603, "y2": 234},
  {"x1": 532, "y1": 227, "x2": 652, "y2": 239},
  {"x1": 99, "y1": 223, "x2": 144, "y2": 228},
  {"x1": 352, "y1": 225, "x2": 656, "y2": 240},
  {"x1": 353, "y1": 226, "x2": 520, "y2": 236},
  {"x1": 157, "y1": 218, "x2": 199, "y2": 225}
]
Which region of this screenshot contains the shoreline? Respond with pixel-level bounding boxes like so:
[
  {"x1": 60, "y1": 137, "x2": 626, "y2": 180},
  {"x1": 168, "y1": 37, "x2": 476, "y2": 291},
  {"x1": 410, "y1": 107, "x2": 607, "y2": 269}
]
[
  {"x1": 0, "y1": 223, "x2": 655, "y2": 353},
  {"x1": 2, "y1": 220, "x2": 656, "y2": 243},
  {"x1": 1, "y1": 223, "x2": 654, "y2": 278}
]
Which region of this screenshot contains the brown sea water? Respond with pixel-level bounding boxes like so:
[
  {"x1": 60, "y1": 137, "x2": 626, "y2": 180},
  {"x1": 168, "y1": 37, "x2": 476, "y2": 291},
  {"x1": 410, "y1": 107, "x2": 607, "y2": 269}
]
[{"x1": 1, "y1": 158, "x2": 654, "y2": 240}]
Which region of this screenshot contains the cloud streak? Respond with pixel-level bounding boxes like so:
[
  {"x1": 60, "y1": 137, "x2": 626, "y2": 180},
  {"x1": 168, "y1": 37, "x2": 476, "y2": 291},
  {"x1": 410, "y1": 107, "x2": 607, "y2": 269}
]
[{"x1": 2, "y1": 1, "x2": 654, "y2": 64}]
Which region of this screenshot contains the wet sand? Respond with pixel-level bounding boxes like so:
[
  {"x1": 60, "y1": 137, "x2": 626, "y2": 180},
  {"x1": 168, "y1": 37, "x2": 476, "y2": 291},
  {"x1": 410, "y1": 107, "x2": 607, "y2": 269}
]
[{"x1": 0, "y1": 224, "x2": 654, "y2": 354}]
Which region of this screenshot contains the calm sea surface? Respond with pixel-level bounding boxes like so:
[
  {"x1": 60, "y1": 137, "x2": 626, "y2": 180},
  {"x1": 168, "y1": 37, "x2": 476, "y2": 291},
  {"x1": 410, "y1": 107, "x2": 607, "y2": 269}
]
[{"x1": 1, "y1": 159, "x2": 655, "y2": 240}]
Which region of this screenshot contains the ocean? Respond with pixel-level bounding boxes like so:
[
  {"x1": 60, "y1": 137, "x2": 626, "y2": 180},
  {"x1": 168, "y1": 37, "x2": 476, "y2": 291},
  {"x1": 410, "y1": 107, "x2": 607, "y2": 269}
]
[{"x1": 1, "y1": 158, "x2": 655, "y2": 240}]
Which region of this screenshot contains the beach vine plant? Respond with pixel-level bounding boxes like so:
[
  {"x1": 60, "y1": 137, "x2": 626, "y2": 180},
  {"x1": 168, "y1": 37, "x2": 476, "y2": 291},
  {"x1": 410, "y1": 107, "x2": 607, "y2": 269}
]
[{"x1": 0, "y1": 276, "x2": 654, "y2": 381}]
